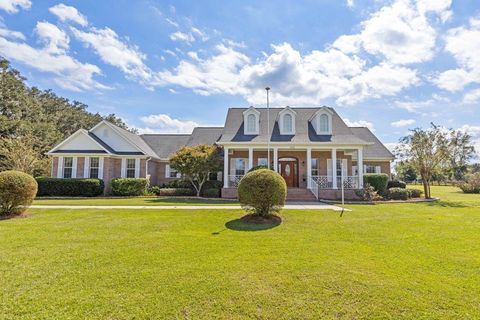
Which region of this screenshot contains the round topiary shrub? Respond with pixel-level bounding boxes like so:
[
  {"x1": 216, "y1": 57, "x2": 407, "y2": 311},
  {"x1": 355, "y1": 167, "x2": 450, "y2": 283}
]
[
  {"x1": 0, "y1": 170, "x2": 38, "y2": 216},
  {"x1": 238, "y1": 169, "x2": 287, "y2": 217}
]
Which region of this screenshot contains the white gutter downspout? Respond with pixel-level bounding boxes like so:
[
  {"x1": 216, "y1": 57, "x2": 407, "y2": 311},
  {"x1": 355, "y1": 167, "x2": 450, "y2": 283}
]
[{"x1": 145, "y1": 157, "x2": 152, "y2": 183}]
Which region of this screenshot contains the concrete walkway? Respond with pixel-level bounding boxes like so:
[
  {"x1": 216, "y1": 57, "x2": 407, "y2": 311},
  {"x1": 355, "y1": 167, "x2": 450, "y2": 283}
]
[{"x1": 30, "y1": 202, "x2": 349, "y2": 211}]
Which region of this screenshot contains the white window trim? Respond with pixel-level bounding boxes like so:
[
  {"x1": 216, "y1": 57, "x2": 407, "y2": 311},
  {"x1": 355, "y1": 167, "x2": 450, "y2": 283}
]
[
  {"x1": 279, "y1": 107, "x2": 296, "y2": 135},
  {"x1": 165, "y1": 164, "x2": 181, "y2": 178},
  {"x1": 243, "y1": 107, "x2": 260, "y2": 135},
  {"x1": 316, "y1": 113, "x2": 332, "y2": 135},
  {"x1": 84, "y1": 156, "x2": 90, "y2": 178},
  {"x1": 57, "y1": 156, "x2": 63, "y2": 178}
]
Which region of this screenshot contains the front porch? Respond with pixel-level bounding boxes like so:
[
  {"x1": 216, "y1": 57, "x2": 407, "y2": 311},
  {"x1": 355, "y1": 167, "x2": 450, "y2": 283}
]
[{"x1": 222, "y1": 146, "x2": 365, "y2": 200}]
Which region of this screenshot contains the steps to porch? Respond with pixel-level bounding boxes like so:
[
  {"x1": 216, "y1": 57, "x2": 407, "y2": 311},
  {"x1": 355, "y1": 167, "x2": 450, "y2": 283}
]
[{"x1": 286, "y1": 188, "x2": 318, "y2": 202}]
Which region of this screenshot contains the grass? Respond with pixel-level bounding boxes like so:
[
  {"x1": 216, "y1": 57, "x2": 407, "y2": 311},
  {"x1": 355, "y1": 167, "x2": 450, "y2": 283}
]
[
  {"x1": 1, "y1": 186, "x2": 479, "y2": 319},
  {"x1": 32, "y1": 196, "x2": 239, "y2": 206}
]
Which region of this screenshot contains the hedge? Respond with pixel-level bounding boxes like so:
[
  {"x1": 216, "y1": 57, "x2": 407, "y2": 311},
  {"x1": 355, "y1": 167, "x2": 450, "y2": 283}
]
[
  {"x1": 158, "y1": 188, "x2": 196, "y2": 196},
  {"x1": 387, "y1": 187, "x2": 409, "y2": 200},
  {"x1": 407, "y1": 188, "x2": 423, "y2": 198},
  {"x1": 202, "y1": 188, "x2": 220, "y2": 198},
  {"x1": 0, "y1": 171, "x2": 38, "y2": 215},
  {"x1": 363, "y1": 174, "x2": 389, "y2": 195},
  {"x1": 387, "y1": 180, "x2": 406, "y2": 189},
  {"x1": 36, "y1": 177, "x2": 104, "y2": 197},
  {"x1": 111, "y1": 178, "x2": 148, "y2": 196}
]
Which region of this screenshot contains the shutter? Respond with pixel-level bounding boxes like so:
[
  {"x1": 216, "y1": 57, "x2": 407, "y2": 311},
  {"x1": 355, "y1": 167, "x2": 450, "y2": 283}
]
[
  {"x1": 72, "y1": 157, "x2": 78, "y2": 178},
  {"x1": 327, "y1": 159, "x2": 332, "y2": 182},
  {"x1": 84, "y1": 156, "x2": 90, "y2": 178},
  {"x1": 342, "y1": 159, "x2": 348, "y2": 177},
  {"x1": 57, "y1": 156, "x2": 63, "y2": 178},
  {"x1": 165, "y1": 164, "x2": 171, "y2": 178},
  {"x1": 135, "y1": 159, "x2": 140, "y2": 178},
  {"x1": 98, "y1": 157, "x2": 104, "y2": 180},
  {"x1": 121, "y1": 158, "x2": 126, "y2": 178},
  {"x1": 375, "y1": 166, "x2": 381, "y2": 173}
]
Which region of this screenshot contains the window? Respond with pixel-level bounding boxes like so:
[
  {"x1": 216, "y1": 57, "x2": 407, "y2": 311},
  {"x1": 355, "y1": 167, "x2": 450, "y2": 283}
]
[
  {"x1": 283, "y1": 114, "x2": 293, "y2": 133},
  {"x1": 126, "y1": 159, "x2": 136, "y2": 178},
  {"x1": 89, "y1": 157, "x2": 100, "y2": 178},
  {"x1": 169, "y1": 166, "x2": 178, "y2": 178},
  {"x1": 63, "y1": 157, "x2": 73, "y2": 178},
  {"x1": 319, "y1": 114, "x2": 329, "y2": 133},
  {"x1": 235, "y1": 158, "x2": 246, "y2": 176},
  {"x1": 258, "y1": 158, "x2": 268, "y2": 166},
  {"x1": 365, "y1": 165, "x2": 376, "y2": 173},
  {"x1": 246, "y1": 114, "x2": 256, "y2": 133},
  {"x1": 311, "y1": 159, "x2": 319, "y2": 176}
]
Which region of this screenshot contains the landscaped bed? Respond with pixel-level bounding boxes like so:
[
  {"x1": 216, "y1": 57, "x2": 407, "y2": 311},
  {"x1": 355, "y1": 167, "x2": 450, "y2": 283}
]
[{"x1": 1, "y1": 186, "x2": 479, "y2": 319}]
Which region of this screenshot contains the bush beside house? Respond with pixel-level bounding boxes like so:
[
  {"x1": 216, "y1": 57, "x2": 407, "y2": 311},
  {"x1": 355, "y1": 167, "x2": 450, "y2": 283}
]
[
  {"x1": 363, "y1": 174, "x2": 389, "y2": 195},
  {"x1": 111, "y1": 178, "x2": 149, "y2": 196},
  {"x1": 458, "y1": 173, "x2": 480, "y2": 194},
  {"x1": 0, "y1": 171, "x2": 38, "y2": 216},
  {"x1": 36, "y1": 178, "x2": 104, "y2": 197}
]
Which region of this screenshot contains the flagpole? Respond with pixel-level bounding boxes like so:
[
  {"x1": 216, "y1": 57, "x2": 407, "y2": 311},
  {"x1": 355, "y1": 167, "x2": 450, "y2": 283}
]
[{"x1": 265, "y1": 87, "x2": 271, "y2": 170}]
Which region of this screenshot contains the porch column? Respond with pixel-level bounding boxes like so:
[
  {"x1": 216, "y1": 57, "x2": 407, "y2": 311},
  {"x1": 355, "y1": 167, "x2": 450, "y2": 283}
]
[
  {"x1": 248, "y1": 147, "x2": 253, "y2": 171},
  {"x1": 306, "y1": 147, "x2": 312, "y2": 189},
  {"x1": 273, "y1": 147, "x2": 278, "y2": 172},
  {"x1": 332, "y1": 148, "x2": 337, "y2": 189},
  {"x1": 223, "y1": 147, "x2": 229, "y2": 188},
  {"x1": 358, "y1": 148, "x2": 364, "y2": 188}
]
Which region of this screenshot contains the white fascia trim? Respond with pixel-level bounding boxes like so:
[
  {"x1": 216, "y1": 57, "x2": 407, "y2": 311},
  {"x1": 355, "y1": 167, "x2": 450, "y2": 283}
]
[
  {"x1": 242, "y1": 106, "x2": 260, "y2": 116},
  {"x1": 278, "y1": 107, "x2": 296, "y2": 135},
  {"x1": 46, "y1": 129, "x2": 112, "y2": 155},
  {"x1": 91, "y1": 120, "x2": 146, "y2": 155}
]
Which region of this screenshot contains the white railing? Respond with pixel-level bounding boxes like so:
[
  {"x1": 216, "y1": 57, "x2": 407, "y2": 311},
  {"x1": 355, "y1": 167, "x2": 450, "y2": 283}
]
[
  {"x1": 307, "y1": 176, "x2": 319, "y2": 200},
  {"x1": 227, "y1": 175, "x2": 243, "y2": 187},
  {"x1": 311, "y1": 176, "x2": 360, "y2": 189}
]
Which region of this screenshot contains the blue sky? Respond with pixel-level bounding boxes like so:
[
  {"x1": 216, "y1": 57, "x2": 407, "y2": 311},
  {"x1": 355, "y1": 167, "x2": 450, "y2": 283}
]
[{"x1": 0, "y1": 0, "x2": 479, "y2": 150}]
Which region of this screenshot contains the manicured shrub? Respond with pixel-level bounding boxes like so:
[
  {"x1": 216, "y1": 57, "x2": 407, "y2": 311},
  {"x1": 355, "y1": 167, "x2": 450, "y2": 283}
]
[
  {"x1": 202, "y1": 180, "x2": 223, "y2": 190},
  {"x1": 158, "y1": 188, "x2": 196, "y2": 196},
  {"x1": 363, "y1": 174, "x2": 389, "y2": 195},
  {"x1": 355, "y1": 184, "x2": 383, "y2": 201},
  {"x1": 387, "y1": 187, "x2": 409, "y2": 200},
  {"x1": 407, "y1": 188, "x2": 423, "y2": 198},
  {"x1": 238, "y1": 169, "x2": 287, "y2": 217},
  {"x1": 111, "y1": 178, "x2": 149, "y2": 196},
  {"x1": 162, "y1": 179, "x2": 193, "y2": 189},
  {"x1": 202, "y1": 188, "x2": 220, "y2": 198},
  {"x1": 247, "y1": 165, "x2": 272, "y2": 173},
  {"x1": 0, "y1": 170, "x2": 38, "y2": 216},
  {"x1": 457, "y1": 173, "x2": 480, "y2": 194},
  {"x1": 387, "y1": 180, "x2": 406, "y2": 189},
  {"x1": 147, "y1": 185, "x2": 161, "y2": 196},
  {"x1": 36, "y1": 178, "x2": 104, "y2": 197}
]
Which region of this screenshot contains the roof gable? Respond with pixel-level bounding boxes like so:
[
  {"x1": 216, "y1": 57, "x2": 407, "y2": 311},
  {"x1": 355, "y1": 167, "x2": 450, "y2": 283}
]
[{"x1": 48, "y1": 129, "x2": 110, "y2": 154}]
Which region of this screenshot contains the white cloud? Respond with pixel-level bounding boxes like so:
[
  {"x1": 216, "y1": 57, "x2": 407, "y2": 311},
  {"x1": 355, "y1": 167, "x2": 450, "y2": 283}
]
[
  {"x1": 72, "y1": 27, "x2": 153, "y2": 84},
  {"x1": 138, "y1": 114, "x2": 200, "y2": 133},
  {"x1": 458, "y1": 125, "x2": 480, "y2": 155},
  {"x1": 0, "y1": 27, "x2": 24, "y2": 40},
  {"x1": 191, "y1": 27, "x2": 208, "y2": 41},
  {"x1": 344, "y1": 118, "x2": 375, "y2": 132},
  {"x1": 346, "y1": 0, "x2": 354, "y2": 8},
  {"x1": 434, "y1": 17, "x2": 480, "y2": 91},
  {"x1": 0, "y1": 0, "x2": 31, "y2": 13},
  {"x1": 165, "y1": 18, "x2": 179, "y2": 28},
  {"x1": 35, "y1": 21, "x2": 69, "y2": 54},
  {"x1": 463, "y1": 88, "x2": 480, "y2": 104},
  {"x1": 391, "y1": 119, "x2": 416, "y2": 128},
  {"x1": 0, "y1": 25, "x2": 107, "y2": 91},
  {"x1": 49, "y1": 3, "x2": 88, "y2": 27},
  {"x1": 169, "y1": 31, "x2": 195, "y2": 43},
  {"x1": 395, "y1": 98, "x2": 434, "y2": 113}
]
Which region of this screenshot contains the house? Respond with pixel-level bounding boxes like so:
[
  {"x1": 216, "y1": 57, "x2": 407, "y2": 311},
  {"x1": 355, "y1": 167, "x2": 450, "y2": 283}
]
[{"x1": 47, "y1": 106, "x2": 394, "y2": 200}]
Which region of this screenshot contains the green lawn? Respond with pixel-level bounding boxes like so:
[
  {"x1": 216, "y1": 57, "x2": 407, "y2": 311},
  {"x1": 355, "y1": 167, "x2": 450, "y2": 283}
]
[
  {"x1": 33, "y1": 196, "x2": 239, "y2": 206},
  {"x1": 1, "y1": 186, "x2": 480, "y2": 319}
]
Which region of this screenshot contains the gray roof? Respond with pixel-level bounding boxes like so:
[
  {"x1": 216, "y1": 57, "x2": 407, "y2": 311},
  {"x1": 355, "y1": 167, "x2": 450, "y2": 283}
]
[
  {"x1": 350, "y1": 127, "x2": 394, "y2": 159},
  {"x1": 217, "y1": 107, "x2": 369, "y2": 145},
  {"x1": 187, "y1": 127, "x2": 223, "y2": 146},
  {"x1": 107, "y1": 122, "x2": 160, "y2": 158},
  {"x1": 140, "y1": 134, "x2": 191, "y2": 159}
]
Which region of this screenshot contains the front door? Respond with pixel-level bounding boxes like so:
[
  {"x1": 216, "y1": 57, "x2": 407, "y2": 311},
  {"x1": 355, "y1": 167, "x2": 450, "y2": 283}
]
[{"x1": 279, "y1": 160, "x2": 297, "y2": 187}]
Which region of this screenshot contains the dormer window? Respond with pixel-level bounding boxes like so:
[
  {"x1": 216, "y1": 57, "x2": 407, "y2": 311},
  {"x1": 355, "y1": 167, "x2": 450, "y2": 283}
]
[
  {"x1": 279, "y1": 106, "x2": 296, "y2": 135},
  {"x1": 243, "y1": 107, "x2": 260, "y2": 135},
  {"x1": 313, "y1": 107, "x2": 333, "y2": 135}
]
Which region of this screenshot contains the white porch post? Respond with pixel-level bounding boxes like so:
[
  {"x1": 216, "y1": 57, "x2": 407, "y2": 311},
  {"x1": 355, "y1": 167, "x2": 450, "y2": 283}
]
[
  {"x1": 332, "y1": 148, "x2": 337, "y2": 189},
  {"x1": 358, "y1": 148, "x2": 364, "y2": 188},
  {"x1": 273, "y1": 147, "x2": 278, "y2": 172},
  {"x1": 248, "y1": 147, "x2": 253, "y2": 171},
  {"x1": 223, "y1": 147, "x2": 229, "y2": 188},
  {"x1": 306, "y1": 147, "x2": 312, "y2": 189}
]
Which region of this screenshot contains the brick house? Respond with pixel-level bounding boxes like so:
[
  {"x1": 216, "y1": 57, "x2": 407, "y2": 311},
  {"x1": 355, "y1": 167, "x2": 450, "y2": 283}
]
[{"x1": 47, "y1": 106, "x2": 394, "y2": 200}]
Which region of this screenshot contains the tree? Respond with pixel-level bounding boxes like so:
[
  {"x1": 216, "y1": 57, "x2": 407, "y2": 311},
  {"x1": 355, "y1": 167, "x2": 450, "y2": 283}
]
[
  {"x1": 396, "y1": 124, "x2": 449, "y2": 199},
  {"x1": 395, "y1": 160, "x2": 417, "y2": 182},
  {"x1": 169, "y1": 145, "x2": 222, "y2": 197},
  {"x1": 0, "y1": 134, "x2": 49, "y2": 176},
  {"x1": 446, "y1": 130, "x2": 476, "y2": 181}
]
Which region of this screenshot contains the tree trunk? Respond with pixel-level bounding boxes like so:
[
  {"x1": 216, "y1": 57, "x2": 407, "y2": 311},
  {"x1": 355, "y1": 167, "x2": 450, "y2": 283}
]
[{"x1": 422, "y1": 178, "x2": 430, "y2": 199}]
